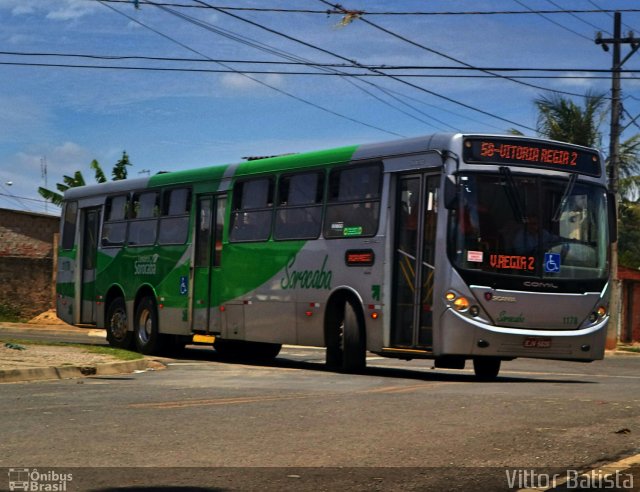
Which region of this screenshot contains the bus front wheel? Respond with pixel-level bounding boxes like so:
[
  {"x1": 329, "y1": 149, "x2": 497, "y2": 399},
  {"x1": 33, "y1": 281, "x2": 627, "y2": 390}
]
[
  {"x1": 106, "y1": 297, "x2": 133, "y2": 349},
  {"x1": 134, "y1": 296, "x2": 161, "y2": 355},
  {"x1": 473, "y1": 357, "x2": 501, "y2": 380}
]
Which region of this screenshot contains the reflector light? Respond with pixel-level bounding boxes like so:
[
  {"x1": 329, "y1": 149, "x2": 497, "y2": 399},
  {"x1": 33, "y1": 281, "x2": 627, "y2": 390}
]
[
  {"x1": 597, "y1": 306, "x2": 607, "y2": 317},
  {"x1": 371, "y1": 312, "x2": 379, "y2": 320}
]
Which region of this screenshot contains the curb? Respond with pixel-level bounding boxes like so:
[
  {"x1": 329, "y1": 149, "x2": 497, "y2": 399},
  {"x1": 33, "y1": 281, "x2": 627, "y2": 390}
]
[{"x1": 0, "y1": 358, "x2": 166, "y2": 384}]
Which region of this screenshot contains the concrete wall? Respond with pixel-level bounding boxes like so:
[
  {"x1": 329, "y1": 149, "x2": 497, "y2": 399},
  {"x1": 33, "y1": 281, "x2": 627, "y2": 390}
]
[{"x1": 0, "y1": 208, "x2": 60, "y2": 318}]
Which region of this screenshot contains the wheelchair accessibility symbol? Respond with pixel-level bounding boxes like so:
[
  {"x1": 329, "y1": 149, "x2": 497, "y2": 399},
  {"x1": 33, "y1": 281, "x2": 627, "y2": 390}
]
[{"x1": 544, "y1": 253, "x2": 561, "y2": 273}]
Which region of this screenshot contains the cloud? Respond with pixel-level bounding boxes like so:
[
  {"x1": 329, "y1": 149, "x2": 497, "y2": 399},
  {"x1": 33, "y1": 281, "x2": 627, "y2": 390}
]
[
  {"x1": 219, "y1": 73, "x2": 285, "y2": 93},
  {"x1": 0, "y1": 0, "x2": 99, "y2": 20}
]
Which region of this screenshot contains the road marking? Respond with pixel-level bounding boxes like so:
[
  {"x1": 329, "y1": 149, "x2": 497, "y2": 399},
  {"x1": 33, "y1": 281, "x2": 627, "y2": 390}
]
[
  {"x1": 358, "y1": 382, "x2": 456, "y2": 394},
  {"x1": 128, "y1": 381, "x2": 453, "y2": 409}
]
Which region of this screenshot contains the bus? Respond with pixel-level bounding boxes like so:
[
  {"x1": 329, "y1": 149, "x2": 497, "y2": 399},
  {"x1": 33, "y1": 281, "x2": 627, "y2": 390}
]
[{"x1": 56, "y1": 133, "x2": 616, "y2": 379}]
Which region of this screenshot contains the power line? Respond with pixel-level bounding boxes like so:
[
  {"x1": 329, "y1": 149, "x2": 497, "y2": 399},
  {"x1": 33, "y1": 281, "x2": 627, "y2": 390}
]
[
  {"x1": 97, "y1": 1, "x2": 405, "y2": 138},
  {"x1": 149, "y1": 3, "x2": 453, "y2": 132},
  {"x1": 5, "y1": 60, "x2": 640, "y2": 81},
  {"x1": 543, "y1": 0, "x2": 609, "y2": 35},
  {"x1": 148, "y1": 2, "x2": 454, "y2": 131},
  {"x1": 512, "y1": 0, "x2": 593, "y2": 41},
  {"x1": 188, "y1": 0, "x2": 535, "y2": 132},
  {"x1": 322, "y1": 0, "x2": 598, "y2": 100},
  {"x1": 3, "y1": 50, "x2": 635, "y2": 74},
  {"x1": 95, "y1": 1, "x2": 640, "y2": 16}
]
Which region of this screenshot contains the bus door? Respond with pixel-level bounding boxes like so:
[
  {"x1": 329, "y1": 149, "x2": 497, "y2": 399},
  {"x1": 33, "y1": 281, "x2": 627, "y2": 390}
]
[
  {"x1": 80, "y1": 207, "x2": 100, "y2": 324},
  {"x1": 391, "y1": 174, "x2": 439, "y2": 348},
  {"x1": 192, "y1": 194, "x2": 225, "y2": 332}
]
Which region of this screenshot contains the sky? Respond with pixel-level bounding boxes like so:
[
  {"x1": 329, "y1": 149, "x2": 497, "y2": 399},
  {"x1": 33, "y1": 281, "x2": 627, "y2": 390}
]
[{"x1": 1, "y1": 0, "x2": 639, "y2": 215}]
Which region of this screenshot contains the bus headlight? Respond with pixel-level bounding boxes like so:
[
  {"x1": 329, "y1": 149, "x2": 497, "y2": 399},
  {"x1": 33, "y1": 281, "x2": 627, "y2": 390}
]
[
  {"x1": 453, "y1": 296, "x2": 470, "y2": 312},
  {"x1": 446, "y1": 291, "x2": 471, "y2": 312},
  {"x1": 588, "y1": 306, "x2": 607, "y2": 323}
]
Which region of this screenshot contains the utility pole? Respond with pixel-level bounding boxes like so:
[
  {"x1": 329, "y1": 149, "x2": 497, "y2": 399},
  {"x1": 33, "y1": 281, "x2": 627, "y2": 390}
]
[{"x1": 595, "y1": 12, "x2": 639, "y2": 348}]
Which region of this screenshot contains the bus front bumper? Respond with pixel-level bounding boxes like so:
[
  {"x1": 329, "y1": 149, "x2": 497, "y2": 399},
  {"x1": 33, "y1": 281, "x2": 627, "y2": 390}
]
[{"x1": 437, "y1": 309, "x2": 608, "y2": 361}]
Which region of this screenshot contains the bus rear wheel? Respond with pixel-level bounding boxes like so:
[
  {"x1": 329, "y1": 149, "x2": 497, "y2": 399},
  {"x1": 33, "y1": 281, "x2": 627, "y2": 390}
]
[
  {"x1": 106, "y1": 297, "x2": 133, "y2": 349},
  {"x1": 326, "y1": 298, "x2": 366, "y2": 373},
  {"x1": 134, "y1": 296, "x2": 161, "y2": 355},
  {"x1": 473, "y1": 357, "x2": 501, "y2": 380}
]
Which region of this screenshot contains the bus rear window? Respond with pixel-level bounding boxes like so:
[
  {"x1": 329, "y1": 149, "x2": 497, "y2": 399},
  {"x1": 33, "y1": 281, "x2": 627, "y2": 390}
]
[
  {"x1": 61, "y1": 201, "x2": 77, "y2": 250},
  {"x1": 324, "y1": 163, "x2": 381, "y2": 238}
]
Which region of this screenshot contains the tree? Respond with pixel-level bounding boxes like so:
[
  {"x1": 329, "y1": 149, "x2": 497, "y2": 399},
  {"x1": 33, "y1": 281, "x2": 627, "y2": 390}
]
[
  {"x1": 617, "y1": 134, "x2": 640, "y2": 200},
  {"x1": 618, "y1": 201, "x2": 640, "y2": 269},
  {"x1": 38, "y1": 152, "x2": 132, "y2": 207},
  {"x1": 534, "y1": 91, "x2": 607, "y2": 147}
]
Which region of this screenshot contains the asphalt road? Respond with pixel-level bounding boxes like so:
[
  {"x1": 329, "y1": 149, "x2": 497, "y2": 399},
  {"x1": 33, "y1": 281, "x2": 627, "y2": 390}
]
[{"x1": 0, "y1": 336, "x2": 639, "y2": 491}]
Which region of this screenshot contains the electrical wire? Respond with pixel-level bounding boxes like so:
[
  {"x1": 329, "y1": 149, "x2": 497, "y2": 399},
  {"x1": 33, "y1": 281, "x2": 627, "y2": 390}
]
[
  {"x1": 512, "y1": 0, "x2": 594, "y2": 41},
  {"x1": 4, "y1": 50, "x2": 632, "y2": 73},
  {"x1": 97, "y1": 1, "x2": 405, "y2": 138},
  {"x1": 150, "y1": 2, "x2": 454, "y2": 131},
  {"x1": 5, "y1": 61, "x2": 640, "y2": 81},
  {"x1": 189, "y1": 0, "x2": 536, "y2": 132},
  {"x1": 95, "y1": 1, "x2": 640, "y2": 16},
  {"x1": 322, "y1": 0, "x2": 597, "y2": 100}
]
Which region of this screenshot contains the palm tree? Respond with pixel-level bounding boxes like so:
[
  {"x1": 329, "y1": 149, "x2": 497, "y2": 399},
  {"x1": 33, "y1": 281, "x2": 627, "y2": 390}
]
[
  {"x1": 38, "y1": 152, "x2": 131, "y2": 207},
  {"x1": 617, "y1": 134, "x2": 640, "y2": 200},
  {"x1": 534, "y1": 91, "x2": 607, "y2": 147}
]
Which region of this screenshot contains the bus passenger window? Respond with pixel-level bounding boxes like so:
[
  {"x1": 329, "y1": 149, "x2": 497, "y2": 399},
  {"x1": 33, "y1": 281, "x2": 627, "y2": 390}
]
[
  {"x1": 158, "y1": 188, "x2": 191, "y2": 245},
  {"x1": 128, "y1": 191, "x2": 159, "y2": 246},
  {"x1": 101, "y1": 195, "x2": 128, "y2": 247},
  {"x1": 61, "y1": 201, "x2": 78, "y2": 250},
  {"x1": 324, "y1": 163, "x2": 381, "y2": 238},
  {"x1": 229, "y1": 177, "x2": 274, "y2": 242},
  {"x1": 275, "y1": 171, "x2": 324, "y2": 240}
]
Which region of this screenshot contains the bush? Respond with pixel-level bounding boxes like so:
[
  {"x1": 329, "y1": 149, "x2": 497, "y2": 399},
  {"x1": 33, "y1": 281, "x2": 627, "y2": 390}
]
[{"x1": 0, "y1": 303, "x2": 26, "y2": 322}]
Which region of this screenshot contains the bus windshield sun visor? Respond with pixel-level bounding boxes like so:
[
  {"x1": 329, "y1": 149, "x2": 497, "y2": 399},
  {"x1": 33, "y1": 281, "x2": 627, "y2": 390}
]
[
  {"x1": 552, "y1": 173, "x2": 578, "y2": 222},
  {"x1": 499, "y1": 166, "x2": 528, "y2": 224}
]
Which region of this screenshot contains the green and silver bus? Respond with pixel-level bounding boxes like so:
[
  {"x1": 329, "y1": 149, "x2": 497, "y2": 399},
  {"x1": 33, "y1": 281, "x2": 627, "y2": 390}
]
[{"x1": 56, "y1": 133, "x2": 615, "y2": 378}]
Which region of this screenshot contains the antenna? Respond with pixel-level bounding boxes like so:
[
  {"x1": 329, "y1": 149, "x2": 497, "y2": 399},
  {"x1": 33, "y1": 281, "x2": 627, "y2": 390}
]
[{"x1": 41, "y1": 156, "x2": 48, "y2": 213}]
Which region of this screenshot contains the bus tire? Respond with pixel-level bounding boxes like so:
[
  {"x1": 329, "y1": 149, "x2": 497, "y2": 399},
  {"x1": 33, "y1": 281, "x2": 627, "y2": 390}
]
[
  {"x1": 473, "y1": 357, "x2": 501, "y2": 380},
  {"x1": 105, "y1": 297, "x2": 133, "y2": 349},
  {"x1": 326, "y1": 298, "x2": 366, "y2": 373},
  {"x1": 134, "y1": 296, "x2": 161, "y2": 355},
  {"x1": 342, "y1": 299, "x2": 366, "y2": 373}
]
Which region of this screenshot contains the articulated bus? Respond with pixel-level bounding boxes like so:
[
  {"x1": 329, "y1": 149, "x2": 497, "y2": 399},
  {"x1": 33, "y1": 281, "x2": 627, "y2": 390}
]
[{"x1": 56, "y1": 133, "x2": 616, "y2": 379}]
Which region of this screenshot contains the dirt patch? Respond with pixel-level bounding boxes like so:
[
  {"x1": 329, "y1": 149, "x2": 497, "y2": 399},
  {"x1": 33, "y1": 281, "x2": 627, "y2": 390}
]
[
  {"x1": 0, "y1": 343, "x2": 120, "y2": 370},
  {"x1": 28, "y1": 309, "x2": 68, "y2": 325}
]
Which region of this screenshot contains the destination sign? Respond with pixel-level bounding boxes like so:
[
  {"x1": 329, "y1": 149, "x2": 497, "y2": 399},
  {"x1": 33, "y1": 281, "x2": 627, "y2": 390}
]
[{"x1": 463, "y1": 137, "x2": 601, "y2": 177}]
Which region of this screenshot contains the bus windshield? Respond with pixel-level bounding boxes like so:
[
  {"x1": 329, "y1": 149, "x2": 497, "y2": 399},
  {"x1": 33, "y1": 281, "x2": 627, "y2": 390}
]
[{"x1": 449, "y1": 172, "x2": 609, "y2": 280}]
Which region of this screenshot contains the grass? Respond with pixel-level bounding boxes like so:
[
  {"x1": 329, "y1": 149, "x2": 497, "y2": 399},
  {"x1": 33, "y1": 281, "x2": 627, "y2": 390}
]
[
  {"x1": 0, "y1": 304, "x2": 27, "y2": 323},
  {"x1": 617, "y1": 345, "x2": 640, "y2": 354},
  {"x1": 2, "y1": 338, "x2": 143, "y2": 361}
]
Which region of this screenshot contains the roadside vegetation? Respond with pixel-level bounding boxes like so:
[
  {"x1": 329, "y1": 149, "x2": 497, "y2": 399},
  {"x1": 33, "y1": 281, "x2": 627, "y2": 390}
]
[
  {"x1": 2, "y1": 338, "x2": 143, "y2": 361},
  {"x1": 0, "y1": 304, "x2": 27, "y2": 323}
]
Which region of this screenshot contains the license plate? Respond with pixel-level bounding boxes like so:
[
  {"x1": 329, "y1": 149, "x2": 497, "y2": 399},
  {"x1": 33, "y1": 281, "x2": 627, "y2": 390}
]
[{"x1": 523, "y1": 337, "x2": 552, "y2": 348}]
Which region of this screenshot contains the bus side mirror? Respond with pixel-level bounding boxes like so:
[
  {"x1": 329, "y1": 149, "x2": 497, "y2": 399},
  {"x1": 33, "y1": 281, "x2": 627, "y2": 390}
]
[
  {"x1": 607, "y1": 192, "x2": 618, "y2": 243},
  {"x1": 444, "y1": 175, "x2": 457, "y2": 209}
]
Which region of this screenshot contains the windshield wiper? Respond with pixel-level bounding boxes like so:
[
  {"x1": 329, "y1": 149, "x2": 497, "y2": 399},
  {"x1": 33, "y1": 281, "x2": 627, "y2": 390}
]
[
  {"x1": 499, "y1": 167, "x2": 528, "y2": 224},
  {"x1": 552, "y1": 173, "x2": 577, "y2": 222}
]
